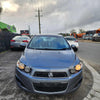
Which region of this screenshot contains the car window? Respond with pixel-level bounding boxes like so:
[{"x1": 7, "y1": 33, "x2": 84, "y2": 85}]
[
  {"x1": 90, "y1": 34, "x2": 93, "y2": 36},
  {"x1": 98, "y1": 33, "x2": 100, "y2": 36},
  {"x1": 21, "y1": 36, "x2": 30, "y2": 40},
  {"x1": 13, "y1": 36, "x2": 30, "y2": 40},
  {"x1": 28, "y1": 36, "x2": 71, "y2": 50}
]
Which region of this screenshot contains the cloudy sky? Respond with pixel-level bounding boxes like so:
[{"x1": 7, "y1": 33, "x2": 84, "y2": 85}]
[{"x1": 0, "y1": 0, "x2": 100, "y2": 35}]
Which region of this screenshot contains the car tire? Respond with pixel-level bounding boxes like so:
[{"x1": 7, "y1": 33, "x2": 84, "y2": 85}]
[
  {"x1": 74, "y1": 48, "x2": 78, "y2": 52},
  {"x1": 10, "y1": 48, "x2": 15, "y2": 51}
]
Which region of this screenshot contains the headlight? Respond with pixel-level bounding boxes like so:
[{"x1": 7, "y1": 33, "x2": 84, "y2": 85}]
[
  {"x1": 17, "y1": 60, "x2": 31, "y2": 73},
  {"x1": 75, "y1": 64, "x2": 81, "y2": 71},
  {"x1": 24, "y1": 66, "x2": 31, "y2": 73},
  {"x1": 69, "y1": 63, "x2": 82, "y2": 74},
  {"x1": 17, "y1": 60, "x2": 25, "y2": 70},
  {"x1": 69, "y1": 68, "x2": 76, "y2": 74}
]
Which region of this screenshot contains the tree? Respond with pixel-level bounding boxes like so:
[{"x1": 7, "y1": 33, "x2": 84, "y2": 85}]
[
  {"x1": 59, "y1": 33, "x2": 70, "y2": 37},
  {"x1": 66, "y1": 33, "x2": 70, "y2": 36},
  {"x1": 70, "y1": 29, "x2": 77, "y2": 34},
  {"x1": 70, "y1": 29, "x2": 77, "y2": 38},
  {"x1": 0, "y1": 7, "x2": 2, "y2": 13},
  {"x1": 79, "y1": 29, "x2": 85, "y2": 33}
]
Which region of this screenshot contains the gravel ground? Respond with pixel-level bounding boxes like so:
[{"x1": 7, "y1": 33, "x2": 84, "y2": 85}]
[{"x1": 0, "y1": 50, "x2": 93, "y2": 100}]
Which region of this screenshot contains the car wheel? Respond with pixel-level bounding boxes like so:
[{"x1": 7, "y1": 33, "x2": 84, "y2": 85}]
[
  {"x1": 10, "y1": 48, "x2": 15, "y2": 51},
  {"x1": 74, "y1": 48, "x2": 78, "y2": 52}
]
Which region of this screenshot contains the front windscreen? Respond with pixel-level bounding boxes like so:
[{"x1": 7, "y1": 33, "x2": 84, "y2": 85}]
[
  {"x1": 28, "y1": 36, "x2": 71, "y2": 50},
  {"x1": 13, "y1": 36, "x2": 30, "y2": 40}
]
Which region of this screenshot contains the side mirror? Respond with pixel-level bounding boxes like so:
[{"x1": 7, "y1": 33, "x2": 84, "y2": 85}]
[{"x1": 71, "y1": 45, "x2": 77, "y2": 52}]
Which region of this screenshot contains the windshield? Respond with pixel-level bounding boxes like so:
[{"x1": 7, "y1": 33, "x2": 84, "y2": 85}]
[
  {"x1": 28, "y1": 36, "x2": 71, "y2": 50},
  {"x1": 13, "y1": 36, "x2": 30, "y2": 40}
]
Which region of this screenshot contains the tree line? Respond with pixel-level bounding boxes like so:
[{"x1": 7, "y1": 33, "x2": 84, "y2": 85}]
[{"x1": 59, "y1": 28, "x2": 86, "y2": 36}]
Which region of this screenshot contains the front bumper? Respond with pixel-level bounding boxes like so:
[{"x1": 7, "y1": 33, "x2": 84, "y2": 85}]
[{"x1": 15, "y1": 68, "x2": 83, "y2": 94}]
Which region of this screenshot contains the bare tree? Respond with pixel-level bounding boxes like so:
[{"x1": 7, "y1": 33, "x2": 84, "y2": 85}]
[
  {"x1": 79, "y1": 29, "x2": 85, "y2": 33},
  {"x1": 59, "y1": 33, "x2": 70, "y2": 37},
  {"x1": 70, "y1": 29, "x2": 77, "y2": 34}
]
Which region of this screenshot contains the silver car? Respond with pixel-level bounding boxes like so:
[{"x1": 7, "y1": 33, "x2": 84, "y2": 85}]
[
  {"x1": 10, "y1": 36, "x2": 30, "y2": 50},
  {"x1": 92, "y1": 33, "x2": 100, "y2": 41},
  {"x1": 64, "y1": 36, "x2": 79, "y2": 51}
]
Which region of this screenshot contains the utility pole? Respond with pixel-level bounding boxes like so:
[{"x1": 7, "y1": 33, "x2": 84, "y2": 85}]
[
  {"x1": 35, "y1": 8, "x2": 42, "y2": 34},
  {"x1": 28, "y1": 25, "x2": 30, "y2": 34},
  {"x1": 31, "y1": 0, "x2": 43, "y2": 34},
  {"x1": 0, "y1": 2, "x2": 3, "y2": 20},
  {"x1": 38, "y1": 9, "x2": 41, "y2": 34}
]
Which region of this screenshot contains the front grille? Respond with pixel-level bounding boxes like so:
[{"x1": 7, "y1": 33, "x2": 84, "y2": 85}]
[
  {"x1": 33, "y1": 82, "x2": 68, "y2": 92},
  {"x1": 34, "y1": 72, "x2": 48, "y2": 77},
  {"x1": 53, "y1": 72, "x2": 67, "y2": 77},
  {"x1": 34, "y1": 71, "x2": 67, "y2": 78}
]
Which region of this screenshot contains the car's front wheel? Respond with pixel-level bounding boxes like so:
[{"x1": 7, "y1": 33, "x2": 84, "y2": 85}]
[
  {"x1": 10, "y1": 48, "x2": 15, "y2": 51},
  {"x1": 74, "y1": 48, "x2": 78, "y2": 52}
]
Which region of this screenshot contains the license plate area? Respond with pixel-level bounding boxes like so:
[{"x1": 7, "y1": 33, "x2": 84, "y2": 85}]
[{"x1": 33, "y1": 82, "x2": 68, "y2": 92}]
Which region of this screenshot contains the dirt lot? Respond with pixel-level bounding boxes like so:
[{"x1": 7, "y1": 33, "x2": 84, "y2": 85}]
[{"x1": 0, "y1": 50, "x2": 93, "y2": 100}]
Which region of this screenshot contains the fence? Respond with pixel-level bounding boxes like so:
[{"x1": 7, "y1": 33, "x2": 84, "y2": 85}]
[{"x1": 0, "y1": 31, "x2": 19, "y2": 52}]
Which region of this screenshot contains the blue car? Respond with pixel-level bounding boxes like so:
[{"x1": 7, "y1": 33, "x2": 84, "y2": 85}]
[{"x1": 16, "y1": 35, "x2": 83, "y2": 94}]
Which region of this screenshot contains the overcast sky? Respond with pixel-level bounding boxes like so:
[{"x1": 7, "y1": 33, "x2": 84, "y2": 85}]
[{"x1": 0, "y1": 0, "x2": 100, "y2": 35}]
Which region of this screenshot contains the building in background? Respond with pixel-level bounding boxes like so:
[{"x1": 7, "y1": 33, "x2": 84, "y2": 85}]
[
  {"x1": 20, "y1": 30, "x2": 31, "y2": 37},
  {"x1": 20, "y1": 30, "x2": 29, "y2": 35}
]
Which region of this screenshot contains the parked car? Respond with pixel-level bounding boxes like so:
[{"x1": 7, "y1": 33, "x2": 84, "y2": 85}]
[
  {"x1": 16, "y1": 35, "x2": 83, "y2": 95},
  {"x1": 64, "y1": 36, "x2": 79, "y2": 51},
  {"x1": 82, "y1": 34, "x2": 93, "y2": 40},
  {"x1": 92, "y1": 33, "x2": 100, "y2": 41},
  {"x1": 10, "y1": 36, "x2": 30, "y2": 50}
]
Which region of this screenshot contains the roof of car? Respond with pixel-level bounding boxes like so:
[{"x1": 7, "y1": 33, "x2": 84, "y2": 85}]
[
  {"x1": 64, "y1": 36, "x2": 75, "y2": 38},
  {"x1": 34, "y1": 34, "x2": 63, "y2": 37},
  {"x1": 13, "y1": 35, "x2": 30, "y2": 39}
]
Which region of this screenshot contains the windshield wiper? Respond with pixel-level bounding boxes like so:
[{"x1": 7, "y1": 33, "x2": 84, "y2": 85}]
[
  {"x1": 58, "y1": 48, "x2": 69, "y2": 50},
  {"x1": 28, "y1": 48, "x2": 55, "y2": 50},
  {"x1": 28, "y1": 47, "x2": 70, "y2": 50},
  {"x1": 37, "y1": 48, "x2": 57, "y2": 50}
]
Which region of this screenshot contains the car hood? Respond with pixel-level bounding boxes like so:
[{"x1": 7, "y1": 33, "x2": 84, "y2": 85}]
[{"x1": 21, "y1": 48, "x2": 76, "y2": 69}]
